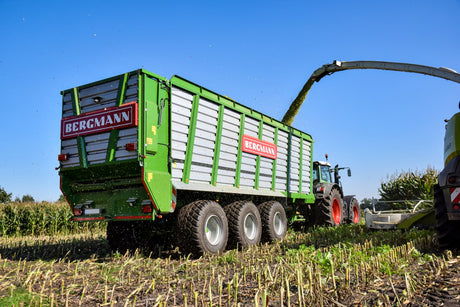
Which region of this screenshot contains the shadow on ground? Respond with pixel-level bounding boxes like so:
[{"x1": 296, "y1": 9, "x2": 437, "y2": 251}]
[{"x1": 0, "y1": 235, "x2": 179, "y2": 262}]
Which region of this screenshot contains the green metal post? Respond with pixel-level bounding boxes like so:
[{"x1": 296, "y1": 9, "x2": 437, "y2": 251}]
[
  {"x1": 271, "y1": 128, "x2": 278, "y2": 191},
  {"x1": 211, "y1": 105, "x2": 225, "y2": 186},
  {"x1": 299, "y1": 137, "x2": 304, "y2": 193},
  {"x1": 234, "y1": 114, "x2": 246, "y2": 188},
  {"x1": 106, "y1": 73, "x2": 129, "y2": 163},
  {"x1": 182, "y1": 95, "x2": 200, "y2": 183},
  {"x1": 254, "y1": 121, "x2": 263, "y2": 190}
]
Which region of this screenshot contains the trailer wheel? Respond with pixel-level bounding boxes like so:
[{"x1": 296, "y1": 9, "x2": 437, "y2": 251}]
[
  {"x1": 225, "y1": 201, "x2": 262, "y2": 249},
  {"x1": 258, "y1": 201, "x2": 287, "y2": 242},
  {"x1": 176, "y1": 200, "x2": 228, "y2": 256},
  {"x1": 434, "y1": 184, "x2": 460, "y2": 249},
  {"x1": 348, "y1": 198, "x2": 361, "y2": 224},
  {"x1": 315, "y1": 187, "x2": 344, "y2": 226}
]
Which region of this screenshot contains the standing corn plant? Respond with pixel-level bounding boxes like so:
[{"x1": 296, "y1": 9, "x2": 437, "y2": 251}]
[{"x1": 378, "y1": 167, "x2": 439, "y2": 209}]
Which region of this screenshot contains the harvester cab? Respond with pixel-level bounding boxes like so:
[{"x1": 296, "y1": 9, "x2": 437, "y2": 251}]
[{"x1": 434, "y1": 106, "x2": 460, "y2": 248}]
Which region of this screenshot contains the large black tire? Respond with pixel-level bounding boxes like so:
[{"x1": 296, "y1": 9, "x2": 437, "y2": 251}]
[
  {"x1": 315, "y1": 187, "x2": 344, "y2": 226},
  {"x1": 434, "y1": 184, "x2": 460, "y2": 249},
  {"x1": 258, "y1": 201, "x2": 287, "y2": 242},
  {"x1": 347, "y1": 198, "x2": 361, "y2": 224},
  {"x1": 176, "y1": 200, "x2": 228, "y2": 256},
  {"x1": 225, "y1": 201, "x2": 262, "y2": 249}
]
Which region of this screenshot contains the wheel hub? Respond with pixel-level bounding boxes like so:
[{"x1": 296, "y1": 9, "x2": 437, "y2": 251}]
[
  {"x1": 243, "y1": 213, "x2": 258, "y2": 240},
  {"x1": 273, "y1": 211, "x2": 284, "y2": 235},
  {"x1": 205, "y1": 215, "x2": 223, "y2": 245},
  {"x1": 332, "y1": 198, "x2": 341, "y2": 225}
]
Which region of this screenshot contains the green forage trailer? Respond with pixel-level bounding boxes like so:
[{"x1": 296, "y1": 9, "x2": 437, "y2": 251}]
[{"x1": 58, "y1": 69, "x2": 315, "y2": 255}]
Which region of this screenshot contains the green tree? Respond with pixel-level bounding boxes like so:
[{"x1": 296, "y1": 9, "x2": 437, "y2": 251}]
[
  {"x1": 379, "y1": 167, "x2": 438, "y2": 207},
  {"x1": 21, "y1": 194, "x2": 35, "y2": 203},
  {"x1": 0, "y1": 186, "x2": 12, "y2": 203},
  {"x1": 360, "y1": 198, "x2": 374, "y2": 210}
]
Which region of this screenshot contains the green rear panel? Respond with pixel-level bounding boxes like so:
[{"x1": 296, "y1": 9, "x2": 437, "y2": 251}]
[{"x1": 59, "y1": 70, "x2": 172, "y2": 221}]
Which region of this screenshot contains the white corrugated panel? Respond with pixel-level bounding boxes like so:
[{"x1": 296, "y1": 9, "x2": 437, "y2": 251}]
[
  {"x1": 189, "y1": 98, "x2": 219, "y2": 184},
  {"x1": 86, "y1": 132, "x2": 110, "y2": 165},
  {"x1": 62, "y1": 93, "x2": 74, "y2": 118},
  {"x1": 302, "y1": 139, "x2": 312, "y2": 193},
  {"x1": 289, "y1": 135, "x2": 301, "y2": 193},
  {"x1": 275, "y1": 129, "x2": 289, "y2": 191},
  {"x1": 239, "y1": 116, "x2": 259, "y2": 188},
  {"x1": 258, "y1": 123, "x2": 275, "y2": 190},
  {"x1": 114, "y1": 127, "x2": 138, "y2": 161},
  {"x1": 216, "y1": 108, "x2": 240, "y2": 186},
  {"x1": 170, "y1": 86, "x2": 194, "y2": 180},
  {"x1": 60, "y1": 138, "x2": 79, "y2": 168}
]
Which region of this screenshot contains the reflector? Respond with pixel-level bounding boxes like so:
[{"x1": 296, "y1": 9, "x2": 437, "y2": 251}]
[{"x1": 125, "y1": 143, "x2": 136, "y2": 151}]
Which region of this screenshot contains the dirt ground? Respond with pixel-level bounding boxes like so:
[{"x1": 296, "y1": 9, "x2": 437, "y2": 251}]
[
  {"x1": 0, "y1": 230, "x2": 458, "y2": 306},
  {"x1": 343, "y1": 254, "x2": 460, "y2": 306}
]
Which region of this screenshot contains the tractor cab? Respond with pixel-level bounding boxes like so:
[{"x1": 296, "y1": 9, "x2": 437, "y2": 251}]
[
  {"x1": 313, "y1": 160, "x2": 351, "y2": 186},
  {"x1": 313, "y1": 161, "x2": 333, "y2": 184}
]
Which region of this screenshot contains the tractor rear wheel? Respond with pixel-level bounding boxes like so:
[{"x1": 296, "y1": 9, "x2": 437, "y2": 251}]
[
  {"x1": 315, "y1": 187, "x2": 344, "y2": 226},
  {"x1": 225, "y1": 201, "x2": 262, "y2": 249},
  {"x1": 176, "y1": 200, "x2": 228, "y2": 256},
  {"x1": 258, "y1": 201, "x2": 287, "y2": 242},
  {"x1": 434, "y1": 184, "x2": 460, "y2": 249}
]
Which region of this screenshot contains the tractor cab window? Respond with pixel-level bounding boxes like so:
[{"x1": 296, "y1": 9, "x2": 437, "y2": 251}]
[
  {"x1": 320, "y1": 165, "x2": 332, "y2": 183},
  {"x1": 312, "y1": 168, "x2": 318, "y2": 181}
]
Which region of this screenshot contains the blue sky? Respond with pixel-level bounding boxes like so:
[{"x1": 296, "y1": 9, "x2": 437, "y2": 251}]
[{"x1": 1, "y1": 0, "x2": 459, "y2": 202}]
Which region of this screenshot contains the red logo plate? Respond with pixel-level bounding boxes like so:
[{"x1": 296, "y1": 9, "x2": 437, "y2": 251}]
[
  {"x1": 241, "y1": 135, "x2": 277, "y2": 160},
  {"x1": 61, "y1": 102, "x2": 138, "y2": 139}
]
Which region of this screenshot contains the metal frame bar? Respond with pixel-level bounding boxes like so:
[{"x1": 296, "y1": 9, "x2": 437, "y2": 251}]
[
  {"x1": 182, "y1": 94, "x2": 200, "y2": 183},
  {"x1": 211, "y1": 104, "x2": 225, "y2": 186}
]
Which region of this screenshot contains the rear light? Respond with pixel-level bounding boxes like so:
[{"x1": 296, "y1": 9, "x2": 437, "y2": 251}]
[
  {"x1": 141, "y1": 200, "x2": 153, "y2": 213},
  {"x1": 58, "y1": 154, "x2": 68, "y2": 161},
  {"x1": 142, "y1": 204, "x2": 153, "y2": 213},
  {"x1": 448, "y1": 176, "x2": 457, "y2": 184},
  {"x1": 73, "y1": 208, "x2": 82, "y2": 216},
  {"x1": 454, "y1": 205, "x2": 460, "y2": 210},
  {"x1": 125, "y1": 143, "x2": 136, "y2": 151}
]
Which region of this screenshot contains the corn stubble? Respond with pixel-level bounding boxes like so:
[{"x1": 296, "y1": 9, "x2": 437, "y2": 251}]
[{"x1": 0, "y1": 204, "x2": 458, "y2": 306}]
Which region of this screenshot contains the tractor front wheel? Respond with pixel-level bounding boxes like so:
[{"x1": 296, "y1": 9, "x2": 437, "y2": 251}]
[{"x1": 315, "y1": 188, "x2": 344, "y2": 226}]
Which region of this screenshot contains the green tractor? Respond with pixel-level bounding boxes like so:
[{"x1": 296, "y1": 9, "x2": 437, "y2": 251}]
[
  {"x1": 434, "y1": 109, "x2": 460, "y2": 249},
  {"x1": 309, "y1": 157, "x2": 360, "y2": 226}
]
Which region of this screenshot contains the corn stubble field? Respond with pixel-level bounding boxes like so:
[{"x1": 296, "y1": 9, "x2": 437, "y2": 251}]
[{"x1": 0, "y1": 202, "x2": 459, "y2": 306}]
